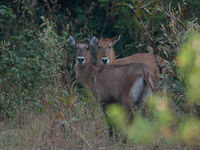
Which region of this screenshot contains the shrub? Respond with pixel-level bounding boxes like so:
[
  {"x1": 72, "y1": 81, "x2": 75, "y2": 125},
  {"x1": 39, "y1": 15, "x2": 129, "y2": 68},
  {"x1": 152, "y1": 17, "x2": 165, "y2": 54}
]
[{"x1": 0, "y1": 16, "x2": 69, "y2": 119}]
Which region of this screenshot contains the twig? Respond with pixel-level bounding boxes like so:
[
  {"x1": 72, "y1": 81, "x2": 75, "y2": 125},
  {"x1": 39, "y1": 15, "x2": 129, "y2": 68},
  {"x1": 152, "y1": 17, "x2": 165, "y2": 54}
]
[
  {"x1": 101, "y1": 2, "x2": 109, "y2": 37},
  {"x1": 164, "y1": 11, "x2": 186, "y2": 31},
  {"x1": 0, "y1": 131, "x2": 8, "y2": 140},
  {"x1": 60, "y1": 120, "x2": 93, "y2": 150},
  {"x1": 161, "y1": 2, "x2": 187, "y2": 31}
]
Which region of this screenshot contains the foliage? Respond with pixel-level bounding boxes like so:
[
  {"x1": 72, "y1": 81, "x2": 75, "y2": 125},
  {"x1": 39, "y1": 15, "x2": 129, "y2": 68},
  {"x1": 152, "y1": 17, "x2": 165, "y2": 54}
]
[
  {"x1": 0, "y1": 14, "x2": 69, "y2": 118},
  {"x1": 177, "y1": 34, "x2": 200, "y2": 104}
]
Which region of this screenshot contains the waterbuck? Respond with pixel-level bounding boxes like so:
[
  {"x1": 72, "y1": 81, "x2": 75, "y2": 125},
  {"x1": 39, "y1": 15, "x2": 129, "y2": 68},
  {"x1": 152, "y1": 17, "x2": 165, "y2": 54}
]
[
  {"x1": 67, "y1": 36, "x2": 156, "y2": 136},
  {"x1": 97, "y1": 36, "x2": 168, "y2": 81}
]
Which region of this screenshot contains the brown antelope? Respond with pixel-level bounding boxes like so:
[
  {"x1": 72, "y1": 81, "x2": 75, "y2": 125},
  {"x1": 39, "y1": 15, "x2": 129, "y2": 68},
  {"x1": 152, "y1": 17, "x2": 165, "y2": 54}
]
[
  {"x1": 67, "y1": 35, "x2": 156, "y2": 136},
  {"x1": 97, "y1": 36, "x2": 168, "y2": 81}
]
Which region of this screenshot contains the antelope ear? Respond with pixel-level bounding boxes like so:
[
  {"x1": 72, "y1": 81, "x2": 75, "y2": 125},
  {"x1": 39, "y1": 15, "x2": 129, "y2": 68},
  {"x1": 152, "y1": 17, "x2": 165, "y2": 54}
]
[
  {"x1": 67, "y1": 35, "x2": 77, "y2": 48},
  {"x1": 112, "y1": 34, "x2": 121, "y2": 45},
  {"x1": 89, "y1": 36, "x2": 98, "y2": 47}
]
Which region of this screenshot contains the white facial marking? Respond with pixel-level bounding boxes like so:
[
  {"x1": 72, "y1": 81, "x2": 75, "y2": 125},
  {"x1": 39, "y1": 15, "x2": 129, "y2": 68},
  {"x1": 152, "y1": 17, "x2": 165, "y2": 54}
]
[
  {"x1": 77, "y1": 56, "x2": 86, "y2": 64},
  {"x1": 101, "y1": 57, "x2": 109, "y2": 65}
]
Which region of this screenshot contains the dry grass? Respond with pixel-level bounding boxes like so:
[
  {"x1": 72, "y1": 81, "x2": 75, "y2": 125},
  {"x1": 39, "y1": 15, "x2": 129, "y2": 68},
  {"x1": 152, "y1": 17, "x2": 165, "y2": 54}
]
[{"x1": 0, "y1": 96, "x2": 197, "y2": 150}]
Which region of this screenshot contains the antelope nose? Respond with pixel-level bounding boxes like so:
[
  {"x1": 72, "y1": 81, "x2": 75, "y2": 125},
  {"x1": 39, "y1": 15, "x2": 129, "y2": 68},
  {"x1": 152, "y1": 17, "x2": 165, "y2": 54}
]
[
  {"x1": 77, "y1": 57, "x2": 85, "y2": 64},
  {"x1": 101, "y1": 57, "x2": 109, "y2": 64}
]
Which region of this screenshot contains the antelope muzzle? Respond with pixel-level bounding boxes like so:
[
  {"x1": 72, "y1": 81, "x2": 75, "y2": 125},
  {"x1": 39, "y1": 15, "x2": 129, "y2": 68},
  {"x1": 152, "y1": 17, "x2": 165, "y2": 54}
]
[
  {"x1": 101, "y1": 57, "x2": 109, "y2": 65},
  {"x1": 77, "y1": 56, "x2": 86, "y2": 64}
]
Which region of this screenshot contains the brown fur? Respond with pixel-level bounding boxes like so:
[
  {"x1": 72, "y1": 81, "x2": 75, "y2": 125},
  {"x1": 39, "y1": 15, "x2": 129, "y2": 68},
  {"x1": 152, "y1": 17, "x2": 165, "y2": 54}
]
[
  {"x1": 69, "y1": 38, "x2": 157, "y2": 138},
  {"x1": 97, "y1": 38, "x2": 168, "y2": 81},
  {"x1": 74, "y1": 42, "x2": 156, "y2": 114}
]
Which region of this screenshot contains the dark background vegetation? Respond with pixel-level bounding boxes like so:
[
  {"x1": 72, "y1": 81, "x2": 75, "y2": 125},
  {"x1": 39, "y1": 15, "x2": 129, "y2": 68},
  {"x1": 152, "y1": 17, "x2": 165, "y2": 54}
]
[
  {"x1": 0, "y1": 0, "x2": 200, "y2": 148},
  {"x1": 0, "y1": 0, "x2": 200, "y2": 118}
]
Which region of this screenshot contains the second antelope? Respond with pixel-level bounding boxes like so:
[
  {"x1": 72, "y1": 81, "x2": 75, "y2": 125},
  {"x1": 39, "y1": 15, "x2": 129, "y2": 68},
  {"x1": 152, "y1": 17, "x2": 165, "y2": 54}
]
[
  {"x1": 97, "y1": 35, "x2": 168, "y2": 81},
  {"x1": 67, "y1": 36, "x2": 156, "y2": 136}
]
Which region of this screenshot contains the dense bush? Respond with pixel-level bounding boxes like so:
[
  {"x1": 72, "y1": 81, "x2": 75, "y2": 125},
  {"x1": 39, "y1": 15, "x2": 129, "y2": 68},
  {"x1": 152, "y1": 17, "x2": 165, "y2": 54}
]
[
  {"x1": 0, "y1": 0, "x2": 200, "y2": 130},
  {"x1": 0, "y1": 11, "x2": 69, "y2": 118}
]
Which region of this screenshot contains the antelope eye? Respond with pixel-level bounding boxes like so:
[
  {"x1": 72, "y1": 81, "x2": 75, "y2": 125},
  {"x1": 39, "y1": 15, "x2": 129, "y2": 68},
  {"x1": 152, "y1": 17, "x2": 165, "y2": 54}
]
[
  {"x1": 98, "y1": 45, "x2": 101, "y2": 49},
  {"x1": 108, "y1": 45, "x2": 112, "y2": 49}
]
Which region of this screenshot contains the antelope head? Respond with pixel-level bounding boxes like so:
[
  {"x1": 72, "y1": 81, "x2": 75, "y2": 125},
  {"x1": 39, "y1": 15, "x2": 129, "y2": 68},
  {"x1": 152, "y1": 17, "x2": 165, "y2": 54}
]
[
  {"x1": 97, "y1": 35, "x2": 121, "y2": 65},
  {"x1": 67, "y1": 36, "x2": 98, "y2": 65}
]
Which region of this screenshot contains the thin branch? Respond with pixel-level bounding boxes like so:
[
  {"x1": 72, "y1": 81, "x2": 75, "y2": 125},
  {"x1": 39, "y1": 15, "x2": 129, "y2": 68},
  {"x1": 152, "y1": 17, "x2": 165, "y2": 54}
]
[
  {"x1": 161, "y1": 2, "x2": 187, "y2": 31},
  {"x1": 60, "y1": 120, "x2": 93, "y2": 150},
  {"x1": 101, "y1": 2, "x2": 109, "y2": 37}
]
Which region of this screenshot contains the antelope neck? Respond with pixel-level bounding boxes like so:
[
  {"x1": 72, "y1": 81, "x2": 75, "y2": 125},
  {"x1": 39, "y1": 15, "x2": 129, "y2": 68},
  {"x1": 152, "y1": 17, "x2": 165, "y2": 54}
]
[{"x1": 75, "y1": 63, "x2": 98, "y2": 99}]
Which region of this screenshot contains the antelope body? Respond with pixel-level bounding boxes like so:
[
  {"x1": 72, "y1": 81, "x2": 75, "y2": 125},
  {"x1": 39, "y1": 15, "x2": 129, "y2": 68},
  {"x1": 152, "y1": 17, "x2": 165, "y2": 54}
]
[
  {"x1": 68, "y1": 36, "x2": 156, "y2": 113},
  {"x1": 67, "y1": 36, "x2": 156, "y2": 136},
  {"x1": 97, "y1": 36, "x2": 168, "y2": 80}
]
